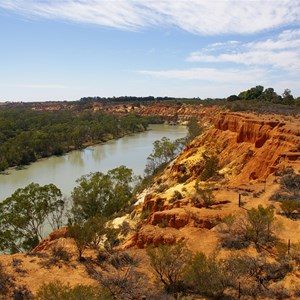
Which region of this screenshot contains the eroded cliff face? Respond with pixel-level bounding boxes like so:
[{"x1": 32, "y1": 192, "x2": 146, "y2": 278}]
[
  {"x1": 96, "y1": 103, "x2": 222, "y2": 123},
  {"x1": 169, "y1": 111, "x2": 300, "y2": 186},
  {"x1": 126, "y1": 110, "x2": 300, "y2": 248}
]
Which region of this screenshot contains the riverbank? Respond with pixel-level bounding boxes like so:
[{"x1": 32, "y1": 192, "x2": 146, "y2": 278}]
[{"x1": 0, "y1": 124, "x2": 187, "y2": 202}]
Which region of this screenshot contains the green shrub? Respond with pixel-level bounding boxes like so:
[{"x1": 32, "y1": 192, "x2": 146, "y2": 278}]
[
  {"x1": 35, "y1": 281, "x2": 110, "y2": 300},
  {"x1": 281, "y1": 199, "x2": 299, "y2": 217},
  {"x1": 147, "y1": 242, "x2": 190, "y2": 294},
  {"x1": 194, "y1": 182, "x2": 216, "y2": 208},
  {"x1": 200, "y1": 155, "x2": 219, "y2": 181}
]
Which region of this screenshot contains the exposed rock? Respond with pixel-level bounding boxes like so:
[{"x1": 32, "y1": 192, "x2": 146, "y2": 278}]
[
  {"x1": 31, "y1": 227, "x2": 68, "y2": 253},
  {"x1": 168, "y1": 111, "x2": 300, "y2": 186},
  {"x1": 148, "y1": 209, "x2": 190, "y2": 229},
  {"x1": 135, "y1": 225, "x2": 185, "y2": 248}
]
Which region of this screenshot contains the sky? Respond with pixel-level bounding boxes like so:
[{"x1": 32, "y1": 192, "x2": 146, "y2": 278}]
[{"x1": 0, "y1": 0, "x2": 300, "y2": 102}]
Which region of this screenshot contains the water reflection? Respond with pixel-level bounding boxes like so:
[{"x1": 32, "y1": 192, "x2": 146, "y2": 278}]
[{"x1": 0, "y1": 124, "x2": 187, "y2": 201}]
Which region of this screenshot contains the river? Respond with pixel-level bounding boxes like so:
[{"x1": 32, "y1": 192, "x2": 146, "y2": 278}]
[{"x1": 0, "y1": 124, "x2": 187, "y2": 202}]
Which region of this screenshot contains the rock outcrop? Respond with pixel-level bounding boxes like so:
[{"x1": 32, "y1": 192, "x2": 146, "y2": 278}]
[
  {"x1": 31, "y1": 227, "x2": 68, "y2": 253},
  {"x1": 169, "y1": 111, "x2": 300, "y2": 186},
  {"x1": 128, "y1": 110, "x2": 300, "y2": 249}
]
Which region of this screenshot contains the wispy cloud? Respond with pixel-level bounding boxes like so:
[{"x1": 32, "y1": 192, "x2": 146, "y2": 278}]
[
  {"x1": 138, "y1": 28, "x2": 300, "y2": 95},
  {"x1": 187, "y1": 29, "x2": 300, "y2": 71},
  {"x1": 0, "y1": 0, "x2": 299, "y2": 34},
  {"x1": 139, "y1": 67, "x2": 267, "y2": 84}
]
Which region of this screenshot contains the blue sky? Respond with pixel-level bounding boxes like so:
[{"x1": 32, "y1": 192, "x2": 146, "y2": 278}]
[{"x1": 0, "y1": 0, "x2": 299, "y2": 102}]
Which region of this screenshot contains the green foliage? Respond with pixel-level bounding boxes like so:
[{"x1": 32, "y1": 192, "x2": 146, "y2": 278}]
[
  {"x1": 186, "y1": 116, "x2": 203, "y2": 141},
  {"x1": 147, "y1": 242, "x2": 190, "y2": 293},
  {"x1": 140, "y1": 209, "x2": 151, "y2": 220},
  {"x1": 200, "y1": 154, "x2": 219, "y2": 181},
  {"x1": 35, "y1": 281, "x2": 111, "y2": 300},
  {"x1": 221, "y1": 205, "x2": 275, "y2": 249},
  {"x1": 262, "y1": 87, "x2": 280, "y2": 102},
  {"x1": 282, "y1": 88, "x2": 294, "y2": 105},
  {"x1": 68, "y1": 221, "x2": 95, "y2": 261},
  {"x1": 194, "y1": 182, "x2": 216, "y2": 208},
  {"x1": 68, "y1": 215, "x2": 120, "y2": 260},
  {"x1": 171, "y1": 190, "x2": 183, "y2": 202},
  {"x1": 0, "y1": 183, "x2": 65, "y2": 253},
  {"x1": 239, "y1": 85, "x2": 264, "y2": 100},
  {"x1": 280, "y1": 199, "x2": 299, "y2": 217},
  {"x1": 245, "y1": 205, "x2": 274, "y2": 245},
  {"x1": 236, "y1": 85, "x2": 297, "y2": 106},
  {"x1": 184, "y1": 252, "x2": 236, "y2": 298},
  {"x1": 144, "y1": 137, "x2": 181, "y2": 176},
  {"x1": 280, "y1": 172, "x2": 300, "y2": 193},
  {"x1": 0, "y1": 109, "x2": 148, "y2": 171},
  {"x1": 71, "y1": 166, "x2": 135, "y2": 221}
]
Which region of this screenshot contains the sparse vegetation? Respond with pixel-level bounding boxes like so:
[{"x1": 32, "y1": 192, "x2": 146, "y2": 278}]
[
  {"x1": 194, "y1": 181, "x2": 216, "y2": 208},
  {"x1": 221, "y1": 205, "x2": 275, "y2": 249},
  {"x1": 186, "y1": 116, "x2": 203, "y2": 141},
  {"x1": 271, "y1": 168, "x2": 300, "y2": 218},
  {"x1": 35, "y1": 281, "x2": 108, "y2": 300},
  {"x1": 200, "y1": 154, "x2": 219, "y2": 181},
  {"x1": 147, "y1": 242, "x2": 190, "y2": 293}
]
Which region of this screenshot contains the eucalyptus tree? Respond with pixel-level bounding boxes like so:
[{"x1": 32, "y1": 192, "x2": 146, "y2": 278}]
[
  {"x1": 71, "y1": 166, "x2": 136, "y2": 221},
  {"x1": 0, "y1": 183, "x2": 65, "y2": 253}
]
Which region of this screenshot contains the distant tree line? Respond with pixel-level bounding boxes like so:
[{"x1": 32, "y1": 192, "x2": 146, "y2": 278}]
[
  {"x1": 0, "y1": 109, "x2": 148, "y2": 171},
  {"x1": 79, "y1": 95, "x2": 177, "y2": 104},
  {"x1": 228, "y1": 85, "x2": 299, "y2": 105}
]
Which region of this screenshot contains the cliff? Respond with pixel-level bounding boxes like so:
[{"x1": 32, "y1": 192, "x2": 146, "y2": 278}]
[
  {"x1": 125, "y1": 110, "x2": 300, "y2": 249},
  {"x1": 1, "y1": 107, "x2": 300, "y2": 298}
]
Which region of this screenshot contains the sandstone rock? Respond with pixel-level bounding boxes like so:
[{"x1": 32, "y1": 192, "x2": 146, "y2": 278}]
[{"x1": 31, "y1": 227, "x2": 68, "y2": 253}]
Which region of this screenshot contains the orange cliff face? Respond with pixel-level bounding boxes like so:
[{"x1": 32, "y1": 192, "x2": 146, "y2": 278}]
[
  {"x1": 168, "y1": 111, "x2": 300, "y2": 186},
  {"x1": 213, "y1": 112, "x2": 300, "y2": 184},
  {"x1": 121, "y1": 110, "x2": 300, "y2": 250}
]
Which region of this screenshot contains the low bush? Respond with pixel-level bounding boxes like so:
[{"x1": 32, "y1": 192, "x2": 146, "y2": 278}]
[
  {"x1": 35, "y1": 281, "x2": 108, "y2": 300},
  {"x1": 281, "y1": 199, "x2": 299, "y2": 217}
]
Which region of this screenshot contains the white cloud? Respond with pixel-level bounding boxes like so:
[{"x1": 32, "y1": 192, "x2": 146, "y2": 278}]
[
  {"x1": 139, "y1": 67, "x2": 267, "y2": 84},
  {"x1": 0, "y1": 0, "x2": 300, "y2": 34},
  {"x1": 187, "y1": 29, "x2": 300, "y2": 71}
]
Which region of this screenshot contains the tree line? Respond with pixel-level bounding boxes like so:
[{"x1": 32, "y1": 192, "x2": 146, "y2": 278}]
[{"x1": 0, "y1": 109, "x2": 149, "y2": 171}]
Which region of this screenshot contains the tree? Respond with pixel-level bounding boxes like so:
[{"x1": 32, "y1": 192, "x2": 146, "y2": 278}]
[
  {"x1": 282, "y1": 88, "x2": 294, "y2": 105},
  {"x1": 68, "y1": 222, "x2": 94, "y2": 261},
  {"x1": 280, "y1": 199, "x2": 299, "y2": 218},
  {"x1": 0, "y1": 183, "x2": 65, "y2": 253},
  {"x1": 194, "y1": 182, "x2": 216, "y2": 208},
  {"x1": 144, "y1": 137, "x2": 178, "y2": 176},
  {"x1": 71, "y1": 166, "x2": 135, "y2": 221},
  {"x1": 244, "y1": 205, "x2": 274, "y2": 246},
  {"x1": 200, "y1": 154, "x2": 219, "y2": 181},
  {"x1": 187, "y1": 116, "x2": 203, "y2": 141},
  {"x1": 261, "y1": 87, "x2": 279, "y2": 102},
  {"x1": 147, "y1": 242, "x2": 190, "y2": 293},
  {"x1": 104, "y1": 166, "x2": 136, "y2": 216},
  {"x1": 238, "y1": 85, "x2": 264, "y2": 100},
  {"x1": 184, "y1": 252, "x2": 237, "y2": 298}
]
